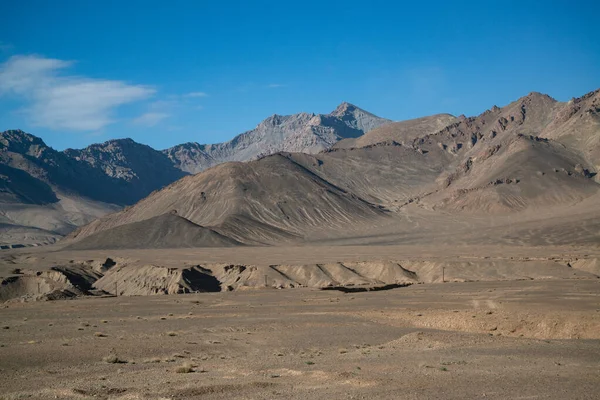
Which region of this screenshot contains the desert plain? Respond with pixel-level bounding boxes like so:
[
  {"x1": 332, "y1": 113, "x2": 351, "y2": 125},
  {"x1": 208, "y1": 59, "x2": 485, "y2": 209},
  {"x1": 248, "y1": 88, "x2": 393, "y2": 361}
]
[{"x1": 1, "y1": 239, "x2": 600, "y2": 400}]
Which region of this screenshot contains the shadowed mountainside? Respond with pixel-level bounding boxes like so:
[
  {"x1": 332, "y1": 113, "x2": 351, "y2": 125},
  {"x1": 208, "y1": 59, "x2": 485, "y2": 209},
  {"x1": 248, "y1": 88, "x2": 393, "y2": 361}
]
[
  {"x1": 0, "y1": 103, "x2": 389, "y2": 246},
  {"x1": 65, "y1": 89, "x2": 600, "y2": 248}
]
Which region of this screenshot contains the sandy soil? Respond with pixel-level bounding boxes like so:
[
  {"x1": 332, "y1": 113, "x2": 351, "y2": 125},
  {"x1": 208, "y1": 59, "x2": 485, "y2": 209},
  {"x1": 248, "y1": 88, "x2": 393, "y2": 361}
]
[{"x1": 1, "y1": 279, "x2": 599, "y2": 399}]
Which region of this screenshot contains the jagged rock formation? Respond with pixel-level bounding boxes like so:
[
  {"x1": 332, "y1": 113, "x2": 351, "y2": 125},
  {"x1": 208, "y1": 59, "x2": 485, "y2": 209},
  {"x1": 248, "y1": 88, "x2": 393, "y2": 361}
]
[
  {"x1": 162, "y1": 102, "x2": 390, "y2": 173},
  {"x1": 63, "y1": 138, "x2": 186, "y2": 199}
]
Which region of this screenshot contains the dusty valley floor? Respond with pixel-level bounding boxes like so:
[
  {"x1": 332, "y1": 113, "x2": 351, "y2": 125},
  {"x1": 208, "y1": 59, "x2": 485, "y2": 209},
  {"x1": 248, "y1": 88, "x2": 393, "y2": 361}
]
[{"x1": 1, "y1": 278, "x2": 599, "y2": 399}]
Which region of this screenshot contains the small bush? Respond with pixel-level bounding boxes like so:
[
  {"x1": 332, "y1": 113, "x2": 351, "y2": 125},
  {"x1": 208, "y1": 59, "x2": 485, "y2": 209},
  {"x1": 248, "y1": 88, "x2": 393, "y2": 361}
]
[
  {"x1": 103, "y1": 354, "x2": 127, "y2": 364},
  {"x1": 175, "y1": 362, "x2": 194, "y2": 373}
]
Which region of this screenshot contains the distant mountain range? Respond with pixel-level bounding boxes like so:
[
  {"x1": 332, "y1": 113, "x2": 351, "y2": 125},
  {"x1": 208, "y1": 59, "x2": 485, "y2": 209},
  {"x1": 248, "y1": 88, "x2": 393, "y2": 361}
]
[
  {"x1": 66, "y1": 89, "x2": 600, "y2": 250},
  {"x1": 3, "y1": 89, "x2": 599, "y2": 249},
  {"x1": 0, "y1": 102, "x2": 390, "y2": 246}
]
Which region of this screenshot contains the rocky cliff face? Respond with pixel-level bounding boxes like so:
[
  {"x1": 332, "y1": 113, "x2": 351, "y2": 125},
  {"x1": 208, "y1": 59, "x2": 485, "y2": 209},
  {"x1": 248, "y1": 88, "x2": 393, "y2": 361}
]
[
  {"x1": 163, "y1": 102, "x2": 390, "y2": 173},
  {"x1": 64, "y1": 138, "x2": 187, "y2": 200}
]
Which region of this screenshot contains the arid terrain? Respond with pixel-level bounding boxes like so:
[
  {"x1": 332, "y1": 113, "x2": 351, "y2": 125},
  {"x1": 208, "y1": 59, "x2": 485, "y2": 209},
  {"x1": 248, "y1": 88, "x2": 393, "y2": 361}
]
[
  {"x1": 1, "y1": 240, "x2": 600, "y2": 399},
  {"x1": 1, "y1": 277, "x2": 599, "y2": 399},
  {"x1": 2, "y1": 2, "x2": 599, "y2": 398},
  {"x1": 2, "y1": 88, "x2": 600, "y2": 399}
]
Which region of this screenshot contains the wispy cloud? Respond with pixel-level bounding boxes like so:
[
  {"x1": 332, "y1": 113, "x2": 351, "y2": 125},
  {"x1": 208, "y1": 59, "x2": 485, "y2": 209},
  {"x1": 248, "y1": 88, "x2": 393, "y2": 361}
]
[
  {"x1": 0, "y1": 54, "x2": 154, "y2": 131},
  {"x1": 184, "y1": 91, "x2": 208, "y2": 97},
  {"x1": 267, "y1": 83, "x2": 286, "y2": 88},
  {"x1": 133, "y1": 112, "x2": 170, "y2": 127}
]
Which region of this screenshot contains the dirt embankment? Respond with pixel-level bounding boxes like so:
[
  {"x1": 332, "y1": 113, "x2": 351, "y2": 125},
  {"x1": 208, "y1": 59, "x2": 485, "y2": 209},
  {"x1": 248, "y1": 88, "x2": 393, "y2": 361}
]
[{"x1": 1, "y1": 256, "x2": 598, "y2": 302}]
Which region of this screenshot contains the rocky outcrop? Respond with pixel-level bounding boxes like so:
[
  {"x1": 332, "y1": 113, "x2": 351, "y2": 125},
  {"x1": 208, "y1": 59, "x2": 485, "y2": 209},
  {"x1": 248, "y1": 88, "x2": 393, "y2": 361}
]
[{"x1": 163, "y1": 102, "x2": 390, "y2": 173}]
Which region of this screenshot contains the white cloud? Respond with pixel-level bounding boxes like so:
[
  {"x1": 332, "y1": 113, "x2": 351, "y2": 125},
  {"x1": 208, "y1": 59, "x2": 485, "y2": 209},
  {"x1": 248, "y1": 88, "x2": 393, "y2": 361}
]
[
  {"x1": 0, "y1": 55, "x2": 154, "y2": 131},
  {"x1": 132, "y1": 112, "x2": 170, "y2": 127},
  {"x1": 185, "y1": 91, "x2": 208, "y2": 97},
  {"x1": 267, "y1": 83, "x2": 286, "y2": 88}
]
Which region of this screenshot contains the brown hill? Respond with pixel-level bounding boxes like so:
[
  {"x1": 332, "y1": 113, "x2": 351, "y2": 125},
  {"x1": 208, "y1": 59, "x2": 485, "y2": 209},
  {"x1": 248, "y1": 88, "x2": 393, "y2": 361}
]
[
  {"x1": 333, "y1": 114, "x2": 457, "y2": 149},
  {"x1": 65, "y1": 213, "x2": 241, "y2": 250},
  {"x1": 67, "y1": 153, "x2": 387, "y2": 245}
]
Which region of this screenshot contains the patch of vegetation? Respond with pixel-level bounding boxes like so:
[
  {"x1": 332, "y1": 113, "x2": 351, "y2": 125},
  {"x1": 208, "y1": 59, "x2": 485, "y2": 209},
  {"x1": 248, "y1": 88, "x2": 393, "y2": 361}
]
[
  {"x1": 103, "y1": 354, "x2": 127, "y2": 364},
  {"x1": 175, "y1": 362, "x2": 194, "y2": 373}
]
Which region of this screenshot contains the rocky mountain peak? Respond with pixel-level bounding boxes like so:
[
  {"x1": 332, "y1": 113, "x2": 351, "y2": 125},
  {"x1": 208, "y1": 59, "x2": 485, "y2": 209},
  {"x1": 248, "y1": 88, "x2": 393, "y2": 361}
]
[{"x1": 330, "y1": 101, "x2": 359, "y2": 116}]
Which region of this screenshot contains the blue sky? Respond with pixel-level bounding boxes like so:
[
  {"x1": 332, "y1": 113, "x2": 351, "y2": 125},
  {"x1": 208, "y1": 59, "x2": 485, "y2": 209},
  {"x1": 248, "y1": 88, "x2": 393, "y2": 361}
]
[{"x1": 0, "y1": 0, "x2": 598, "y2": 150}]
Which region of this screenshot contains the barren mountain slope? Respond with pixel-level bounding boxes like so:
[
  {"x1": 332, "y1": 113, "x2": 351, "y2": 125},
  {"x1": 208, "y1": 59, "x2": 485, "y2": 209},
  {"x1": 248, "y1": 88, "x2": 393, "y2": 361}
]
[
  {"x1": 65, "y1": 212, "x2": 241, "y2": 250},
  {"x1": 0, "y1": 102, "x2": 388, "y2": 246},
  {"x1": 539, "y1": 89, "x2": 600, "y2": 170},
  {"x1": 67, "y1": 153, "x2": 387, "y2": 245},
  {"x1": 64, "y1": 138, "x2": 187, "y2": 200},
  {"x1": 283, "y1": 144, "x2": 452, "y2": 206},
  {"x1": 0, "y1": 131, "x2": 134, "y2": 245},
  {"x1": 404, "y1": 91, "x2": 599, "y2": 212},
  {"x1": 163, "y1": 102, "x2": 390, "y2": 173},
  {"x1": 334, "y1": 113, "x2": 457, "y2": 149}
]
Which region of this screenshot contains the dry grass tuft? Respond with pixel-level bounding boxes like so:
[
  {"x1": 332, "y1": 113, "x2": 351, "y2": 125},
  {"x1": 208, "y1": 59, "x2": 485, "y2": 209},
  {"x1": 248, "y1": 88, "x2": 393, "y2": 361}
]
[
  {"x1": 103, "y1": 354, "x2": 127, "y2": 364},
  {"x1": 175, "y1": 362, "x2": 194, "y2": 373}
]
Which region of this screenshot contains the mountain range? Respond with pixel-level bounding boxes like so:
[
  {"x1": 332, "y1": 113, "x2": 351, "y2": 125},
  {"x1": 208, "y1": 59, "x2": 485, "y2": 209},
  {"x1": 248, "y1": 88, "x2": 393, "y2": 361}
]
[
  {"x1": 2, "y1": 89, "x2": 599, "y2": 249},
  {"x1": 0, "y1": 102, "x2": 390, "y2": 246},
  {"x1": 65, "y1": 88, "x2": 600, "y2": 250}
]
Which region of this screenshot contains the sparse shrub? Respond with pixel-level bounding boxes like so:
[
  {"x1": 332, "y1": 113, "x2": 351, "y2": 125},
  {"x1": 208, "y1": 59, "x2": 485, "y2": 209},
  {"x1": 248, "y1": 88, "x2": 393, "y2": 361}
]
[
  {"x1": 94, "y1": 332, "x2": 108, "y2": 337},
  {"x1": 167, "y1": 331, "x2": 177, "y2": 337},
  {"x1": 103, "y1": 354, "x2": 127, "y2": 364},
  {"x1": 175, "y1": 362, "x2": 194, "y2": 373}
]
